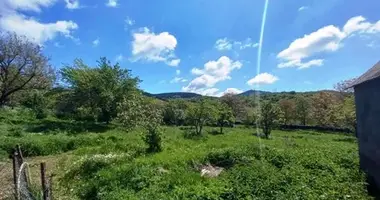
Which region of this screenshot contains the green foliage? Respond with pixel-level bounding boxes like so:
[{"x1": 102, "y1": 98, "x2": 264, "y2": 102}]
[
  {"x1": 60, "y1": 57, "x2": 140, "y2": 123},
  {"x1": 278, "y1": 99, "x2": 295, "y2": 125},
  {"x1": 295, "y1": 95, "x2": 310, "y2": 125},
  {"x1": 259, "y1": 101, "x2": 280, "y2": 138},
  {"x1": 0, "y1": 32, "x2": 55, "y2": 106},
  {"x1": 22, "y1": 89, "x2": 49, "y2": 119},
  {"x1": 55, "y1": 127, "x2": 368, "y2": 200},
  {"x1": 117, "y1": 92, "x2": 163, "y2": 153},
  {"x1": 216, "y1": 103, "x2": 234, "y2": 134},
  {"x1": 163, "y1": 99, "x2": 188, "y2": 126},
  {"x1": 186, "y1": 99, "x2": 217, "y2": 136}
]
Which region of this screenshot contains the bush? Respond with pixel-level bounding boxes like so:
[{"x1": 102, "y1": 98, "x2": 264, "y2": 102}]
[{"x1": 144, "y1": 127, "x2": 162, "y2": 153}]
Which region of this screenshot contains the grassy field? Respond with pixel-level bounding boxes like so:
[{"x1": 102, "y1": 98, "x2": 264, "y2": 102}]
[{"x1": 0, "y1": 110, "x2": 372, "y2": 199}]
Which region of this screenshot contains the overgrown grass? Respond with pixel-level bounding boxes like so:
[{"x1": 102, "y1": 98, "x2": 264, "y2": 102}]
[{"x1": 0, "y1": 108, "x2": 371, "y2": 199}]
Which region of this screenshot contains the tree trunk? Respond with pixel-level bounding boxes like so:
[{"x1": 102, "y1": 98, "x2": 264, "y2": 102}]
[{"x1": 220, "y1": 124, "x2": 223, "y2": 134}]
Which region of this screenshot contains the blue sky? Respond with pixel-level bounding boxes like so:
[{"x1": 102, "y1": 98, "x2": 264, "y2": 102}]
[{"x1": 1, "y1": 0, "x2": 380, "y2": 96}]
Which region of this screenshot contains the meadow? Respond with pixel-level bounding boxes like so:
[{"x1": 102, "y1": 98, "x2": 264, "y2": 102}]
[{"x1": 0, "y1": 108, "x2": 372, "y2": 200}]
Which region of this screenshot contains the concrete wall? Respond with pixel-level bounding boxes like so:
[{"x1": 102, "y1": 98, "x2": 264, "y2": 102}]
[{"x1": 354, "y1": 77, "x2": 380, "y2": 189}]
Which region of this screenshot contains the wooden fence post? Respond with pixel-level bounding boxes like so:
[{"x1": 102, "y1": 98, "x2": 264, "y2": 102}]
[
  {"x1": 16, "y1": 145, "x2": 29, "y2": 187},
  {"x1": 40, "y1": 162, "x2": 49, "y2": 200},
  {"x1": 12, "y1": 150, "x2": 19, "y2": 200}
]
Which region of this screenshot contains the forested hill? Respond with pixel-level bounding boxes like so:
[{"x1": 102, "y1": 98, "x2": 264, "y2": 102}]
[{"x1": 145, "y1": 89, "x2": 341, "y2": 100}]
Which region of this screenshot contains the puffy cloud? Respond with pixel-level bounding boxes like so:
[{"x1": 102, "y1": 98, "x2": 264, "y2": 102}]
[
  {"x1": 106, "y1": 0, "x2": 118, "y2": 7},
  {"x1": 92, "y1": 38, "x2": 100, "y2": 47},
  {"x1": 0, "y1": 0, "x2": 79, "y2": 45},
  {"x1": 247, "y1": 73, "x2": 279, "y2": 86},
  {"x1": 277, "y1": 16, "x2": 380, "y2": 69},
  {"x1": 131, "y1": 27, "x2": 180, "y2": 66},
  {"x1": 298, "y1": 6, "x2": 308, "y2": 11},
  {"x1": 170, "y1": 77, "x2": 187, "y2": 83},
  {"x1": 183, "y1": 56, "x2": 242, "y2": 94},
  {"x1": 218, "y1": 88, "x2": 243, "y2": 96},
  {"x1": 0, "y1": 14, "x2": 78, "y2": 44},
  {"x1": 215, "y1": 38, "x2": 258, "y2": 51},
  {"x1": 2, "y1": 0, "x2": 57, "y2": 13},
  {"x1": 65, "y1": 0, "x2": 80, "y2": 10},
  {"x1": 167, "y1": 59, "x2": 181, "y2": 67}
]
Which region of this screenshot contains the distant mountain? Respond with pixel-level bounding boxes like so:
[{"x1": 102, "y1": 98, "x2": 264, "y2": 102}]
[
  {"x1": 238, "y1": 90, "x2": 272, "y2": 96},
  {"x1": 144, "y1": 92, "x2": 202, "y2": 100},
  {"x1": 144, "y1": 89, "x2": 341, "y2": 100}
]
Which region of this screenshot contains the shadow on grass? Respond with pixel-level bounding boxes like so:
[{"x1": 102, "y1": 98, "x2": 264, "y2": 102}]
[
  {"x1": 26, "y1": 119, "x2": 112, "y2": 134},
  {"x1": 333, "y1": 137, "x2": 357, "y2": 143}
]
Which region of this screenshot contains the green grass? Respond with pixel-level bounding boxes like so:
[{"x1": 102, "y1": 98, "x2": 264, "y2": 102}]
[{"x1": 0, "y1": 110, "x2": 371, "y2": 199}]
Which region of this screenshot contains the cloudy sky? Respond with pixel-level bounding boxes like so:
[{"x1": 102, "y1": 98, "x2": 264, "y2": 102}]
[{"x1": 1, "y1": 0, "x2": 380, "y2": 96}]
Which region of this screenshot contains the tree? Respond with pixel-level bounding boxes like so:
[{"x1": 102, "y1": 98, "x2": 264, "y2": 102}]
[
  {"x1": 60, "y1": 57, "x2": 140, "y2": 123},
  {"x1": 163, "y1": 99, "x2": 188, "y2": 126},
  {"x1": 295, "y1": 96, "x2": 310, "y2": 125},
  {"x1": 220, "y1": 93, "x2": 246, "y2": 122},
  {"x1": 341, "y1": 95, "x2": 356, "y2": 132},
  {"x1": 216, "y1": 103, "x2": 234, "y2": 134},
  {"x1": 311, "y1": 92, "x2": 340, "y2": 126},
  {"x1": 334, "y1": 78, "x2": 356, "y2": 94},
  {"x1": 186, "y1": 99, "x2": 217, "y2": 136},
  {"x1": 278, "y1": 99, "x2": 295, "y2": 125},
  {"x1": 22, "y1": 89, "x2": 49, "y2": 119},
  {"x1": 0, "y1": 32, "x2": 55, "y2": 106},
  {"x1": 259, "y1": 101, "x2": 280, "y2": 138},
  {"x1": 117, "y1": 92, "x2": 163, "y2": 153}
]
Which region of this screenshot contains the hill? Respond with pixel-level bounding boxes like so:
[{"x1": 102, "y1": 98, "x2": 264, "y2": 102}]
[{"x1": 144, "y1": 92, "x2": 202, "y2": 100}]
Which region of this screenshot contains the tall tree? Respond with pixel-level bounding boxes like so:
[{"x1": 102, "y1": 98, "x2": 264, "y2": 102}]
[
  {"x1": 278, "y1": 99, "x2": 296, "y2": 125},
  {"x1": 295, "y1": 96, "x2": 310, "y2": 125},
  {"x1": 311, "y1": 92, "x2": 340, "y2": 126},
  {"x1": 61, "y1": 57, "x2": 140, "y2": 123},
  {"x1": 216, "y1": 103, "x2": 234, "y2": 134},
  {"x1": 220, "y1": 93, "x2": 246, "y2": 122},
  {"x1": 0, "y1": 32, "x2": 54, "y2": 106},
  {"x1": 186, "y1": 99, "x2": 217, "y2": 135},
  {"x1": 259, "y1": 101, "x2": 280, "y2": 139}
]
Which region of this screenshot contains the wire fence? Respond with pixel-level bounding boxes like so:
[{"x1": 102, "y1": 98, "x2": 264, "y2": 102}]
[{"x1": 11, "y1": 145, "x2": 53, "y2": 200}]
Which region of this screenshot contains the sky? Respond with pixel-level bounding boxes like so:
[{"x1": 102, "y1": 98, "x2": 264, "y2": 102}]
[{"x1": 1, "y1": 0, "x2": 380, "y2": 96}]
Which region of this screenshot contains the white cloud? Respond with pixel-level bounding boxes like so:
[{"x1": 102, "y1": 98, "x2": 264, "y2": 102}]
[
  {"x1": 0, "y1": 14, "x2": 78, "y2": 45},
  {"x1": 125, "y1": 17, "x2": 135, "y2": 26},
  {"x1": 298, "y1": 6, "x2": 308, "y2": 11},
  {"x1": 218, "y1": 88, "x2": 243, "y2": 96},
  {"x1": 176, "y1": 70, "x2": 180, "y2": 75},
  {"x1": 247, "y1": 73, "x2": 279, "y2": 86},
  {"x1": 131, "y1": 27, "x2": 180, "y2": 66},
  {"x1": 92, "y1": 38, "x2": 100, "y2": 47},
  {"x1": 277, "y1": 16, "x2": 380, "y2": 69},
  {"x1": 167, "y1": 59, "x2": 180, "y2": 67},
  {"x1": 215, "y1": 37, "x2": 258, "y2": 51},
  {"x1": 170, "y1": 77, "x2": 188, "y2": 83},
  {"x1": 0, "y1": 0, "x2": 78, "y2": 45},
  {"x1": 115, "y1": 54, "x2": 124, "y2": 62},
  {"x1": 278, "y1": 59, "x2": 324, "y2": 69},
  {"x1": 183, "y1": 56, "x2": 242, "y2": 94},
  {"x1": 65, "y1": 0, "x2": 80, "y2": 10},
  {"x1": 215, "y1": 38, "x2": 232, "y2": 50},
  {"x1": 2, "y1": 0, "x2": 57, "y2": 13},
  {"x1": 106, "y1": 0, "x2": 118, "y2": 7}
]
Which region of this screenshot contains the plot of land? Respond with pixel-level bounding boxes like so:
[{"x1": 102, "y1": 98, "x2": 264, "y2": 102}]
[{"x1": 0, "y1": 120, "x2": 372, "y2": 200}]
